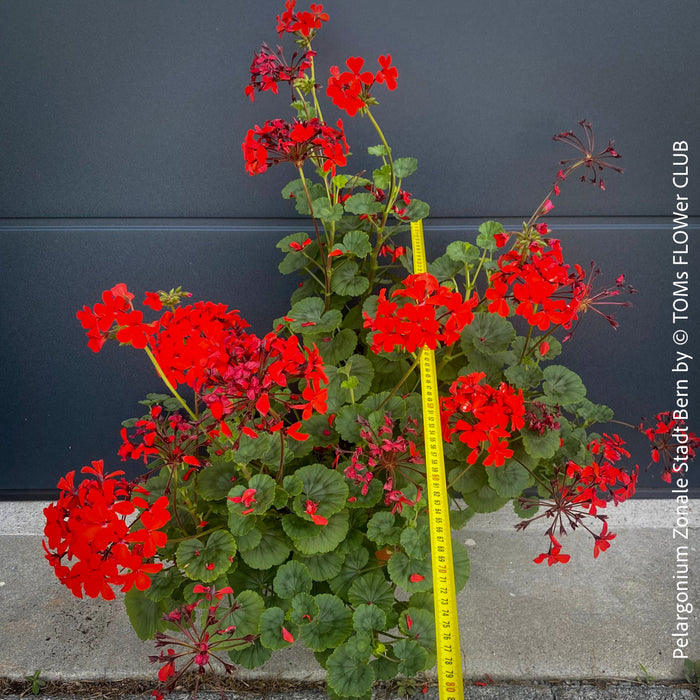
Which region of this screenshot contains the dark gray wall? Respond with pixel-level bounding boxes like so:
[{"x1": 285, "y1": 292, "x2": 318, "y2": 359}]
[{"x1": 1, "y1": 1, "x2": 698, "y2": 494}]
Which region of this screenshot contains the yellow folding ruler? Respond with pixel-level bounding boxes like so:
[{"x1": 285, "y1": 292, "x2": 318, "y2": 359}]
[{"x1": 411, "y1": 219, "x2": 464, "y2": 700}]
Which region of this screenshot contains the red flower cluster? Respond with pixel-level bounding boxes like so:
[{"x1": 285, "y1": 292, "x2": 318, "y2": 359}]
[
  {"x1": 244, "y1": 42, "x2": 315, "y2": 102},
  {"x1": 77, "y1": 283, "x2": 155, "y2": 353},
  {"x1": 199, "y1": 330, "x2": 328, "y2": 442},
  {"x1": 485, "y1": 238, "x2": 585, "y2": 331},
  {"x1": 640, "y1": 412, "x2": 700, "y2": 482},
  {"x1": 441, "y1": 372, "x2": 525, "y2": 467},
  {"x1": 517, "y1": 433, "x2": 638, "y2": 564},
  {"x1": 119, "y1": 406, "x2": 206, "y2": 467},
  {"x1": 43, "y1": 460, "x2": 169, "y2": 600},
  {"x1": 242, "y1": 117, "x2": 349, "y2": 176},
  {"x1": 276, "y1": 0, "x2": 328, "y2": 39},
  {"x1": 327, "y1": 55, "x2": 398, "y2": 117},
  {"x1": 344, "y1": 414, "x2": 423, "y2": 513},
  {"x1": 364, "y1": 273, "x2": 479, "y2": 354}
]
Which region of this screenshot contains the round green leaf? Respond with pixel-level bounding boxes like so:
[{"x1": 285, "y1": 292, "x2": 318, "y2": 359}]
[
  {"x1": 446, "y1": 240, "x2": 480, "y2": 264},
  {"x1": 461, "y1": 312, "x2": 516, "y2": 352},
  {"x1": 542, "y1": 365, "x2": 587, "y2": 405},
  {"x1": 300, "y1": 594, "x2": 353, "y2": 652},
  {"x1": 394, "y1": 638, "x2": 430, "y2": 677},
  {"x1": 326, "y1": 644, "x2": 376, "y2": 698},
  {"x1": 387, "y1": 552, "x2": 432, "y2": 593},
  {"x1": 476, "y1": 220, "x2": 505, "y2": 251},
  {"x1": 273, "y1": 560, "x2": 313, "y2": 599},
  {"x1": 399, "y1": 606, "x2": 436, "y2": 658},
  {"x1": 341, "y1": 230, "x2": 372, "y2": 258},
  {"x1": 353, "y1": 604, "x2": 387, "y2": 634},
  {"x1": 486, "y1": 460, "x2": 533, "y2": 498},
  {"x1": 124, "y1": 588, "x2": 166, "y2": 641},
  {"x1": 287, "y1": 297, "x2": 342, "y2": 334},
  {"x1": 366, "y1": 511, "x2": 401, "y2": 546},
  {"x1": 331, "y1": 262, "x2": 370, "y2": 297},
  {"x1": 521, "y1": 427, "x2": 561, "y2": 460},
  {"x1": 318, "y1": 328, "x2": 357, "y2": 364},
  {"x1": 344, "y1": 192, "x2": 384, "y2": 215},
  {"x1": 228, "y1": 638, "x2": 273, "y2": 669},
  {"x1": 325, "y1": 355, "x2": 375, "y2": 412},
  {"x1": 260, "y1": 607, "x2": 294, "y2": 650},
  {"x1": 295, "y1": 550, "x2": 344, "y2": 581},
  {"x1": 347, "y1": 572, "x2": 395, "y2": 611},
  {"x1": 222, "y1": 589, "x2": 265, "y2": 638},
  {"x1": 239, "y1": 525, "x2": 291, "y2": 569},
  {"x1": 393, "y1": 156, "x2": 418, "y2": 179},
  {"x1": 400, "y1": 524, "x2": 431, "y2": 560},
  {"x1": 289, "y1": 592, "x2": 319, "y2": 626},
  {"x1": 176, "y1": 530, "x2": 236, "y2": 582},
  {"x1": 195, "y1": 457, "x2": 239, "y2": 501},
  {"x1": 293, "y1": 463, "x2": 349, "y2": 519},
  {"x1": 282, "y1": 510, "x2": 350, "y2": 555},
  {"x1": 329, "y1": 547, "x2": 370, "y2": 598}
]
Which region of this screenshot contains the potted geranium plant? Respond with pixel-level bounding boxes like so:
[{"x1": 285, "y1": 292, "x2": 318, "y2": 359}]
[{"x1": 43, "y1": 3, "x2": 697, "y2": 699}]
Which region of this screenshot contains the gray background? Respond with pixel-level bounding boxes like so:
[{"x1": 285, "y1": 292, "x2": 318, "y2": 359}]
[{"x1": 1, "y1": 0, "x2": 698, "y2": 494}]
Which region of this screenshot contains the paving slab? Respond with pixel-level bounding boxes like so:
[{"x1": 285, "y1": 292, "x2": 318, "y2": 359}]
[{"x1": 1, "y1": 500, "x2": 698, "y2": 687}]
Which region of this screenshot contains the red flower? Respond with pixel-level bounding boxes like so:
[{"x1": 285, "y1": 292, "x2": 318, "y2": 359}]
[
  {"x1": 364, "y1": 273, "x2": 478, "y2": 354},
  {"x1": 244, "y1": 42, "x2": 315, "y2": 102},
  {"x1": 242, "y1": 118, "x2": 349, "y2": 176},
  {"x1": 533, "y1": 535, "x2": 571, "y2": 566},
  {"x1": 327, "y1": 55, "x2": 398, "y2": 117},
  {"x1": 276, "y1": 0, "x2": 328, "y2": 39},
  {"x1": 304, "y1": 500, "x2": 328, "y2": 525},
  {"x1": 441, "y1": 372, "x2": 525, "y2": 467},
  {"x1": 43, "y1": 461, "x2": 168, "y2": 600}
]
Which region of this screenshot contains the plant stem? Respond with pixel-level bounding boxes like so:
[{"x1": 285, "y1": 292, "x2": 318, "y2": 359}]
[{"x1": 144, "y1": 346, "x2": 198, "y2": 421}]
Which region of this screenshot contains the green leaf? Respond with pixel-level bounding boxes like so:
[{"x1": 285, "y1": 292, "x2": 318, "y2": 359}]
[
  {"x1": 273, "y1": 560, "x2": 313, "y2": 599},
  {"x1": 452, "y1": 538, "x2": 471, "y2": 591},
  {"x1": 513, "y1": 498, "x2": 539, "y2": 519},
  {"x1": 326, "y1": 643, "x2": 375, "y2": 697},
  {"x1": 393, "y1": 157, "x2": 418, "y2": 178},
  {"x1": 289, "y1": 592, "x2": 319, "y2": 626},
  {"x1": 372, "y1": 164, "x2": 392, "y2": 190},
  {"x1": 260, "y1": 607, "x2": 294, "y2": 650},
  {"x1": 476, "y1": 220, "x2": 505, "y2": 251},
  {"x1": 446, "y1": 240, "x2": 480, "y2": 264},
  {"x1": 287, "y1": 297, "x2": 342, "y2": 334},
  {"x1": 366, "y1": 511, "x2": 401, "y2": 546},
  {"x1": 461, "y1": 312, "x2": 516, "y2": 353},
  {"x1": 394, "y1": 638, "x2": 430, "y2": 677},
  {"x1": 325, "y1": 355, "x2": 375, "y2": 412},
  {"x1": 572, "y1": 398, "x2": 614, "y2": 424},
  {"x1": 542, "y1": 365, "x2": 587, "y2": 405},
  {"x1": 344, "y1": 193, "x2": 384, "y2": 216},
  {"x1": 400, "y1": 523, "x2": 431, "y2": 560},
  {"x1": 223, "y1": 589, "x2": 265, "y2": 637},
  {"x1": 387, "y1": 552, "x2": 432, "y2": 592},
  {"x1": 312, "y1": 198, "x2": 344, "y2": 222},
  {"x1": 403, "y1": 198, "x2": 430, "y2": 222},
  {"x1": 228, "y1": 638, "x2": 273, "y2": 669},
  {"x1": 296, "y1": 550, "x2": 345, "y2": 581},
  {"x1": 353, "y1": 604, "x2": 387, "y2": 634},
  {"x1": 228, "y1": 473, "x2": 276, "y2": 517},
  {"x1": 452, "y1": 467, "x2": 510, "y2": 513},
  {"x1": 239, "y1": 524, "x2": 291, "y2": 569},
  {"x1": 144, "y1": 566, "x2": 181, "y2": 603},
  {"x1": 340, "y1": 230, "x2": 372, "y2": 258},
  {"x1": 293, "y1": 463, "x2": 350, "y2": 519},
  {"x1": 282, "y1": 509, "x2": 350, "y2": 555},
  {"x1": 504, "y1": 362, "x2": 544, "y2": 390},
  {"x1": 399, "y1": 607, "x2": 436, "y2": 658},
  {"x1": 195, "y1": 457, "x2": 239, "y2": 501},
  {"x1": 428, "y1": 253, "x2": 462, "y2": 281},
  {"x1": 486, "y1": 460, "x2": 533, "y2": 498},
  {"x1": 368, "y1": 144, "x2": 390, "y2": 156},
  {"x1": 329, "y1": 547, "x2": 370, "y2": 598},
  {"x1": 124, "y1": 588, "x2": 166, "y2": 640},
  {"x1": 176, "y1": 530, "x2": 236, "y2": 582},
  {"x1": 521, "y1": 427, "x2": 561, "y2": 460},
  {"x1": 301, "y1": 593, "x2": 353, "y2": 652},
  {"x1": 331, "y1": 262, "x2": 370, "y2": 296},
  {"x1": 347, "y1": 572, "x2": 395, "y2": 611}
]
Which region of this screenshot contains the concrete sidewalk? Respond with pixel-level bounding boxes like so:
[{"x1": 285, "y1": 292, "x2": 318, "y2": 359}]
[{"x1": 1, "y1": 500, "x2": 698, "y2": 695}]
